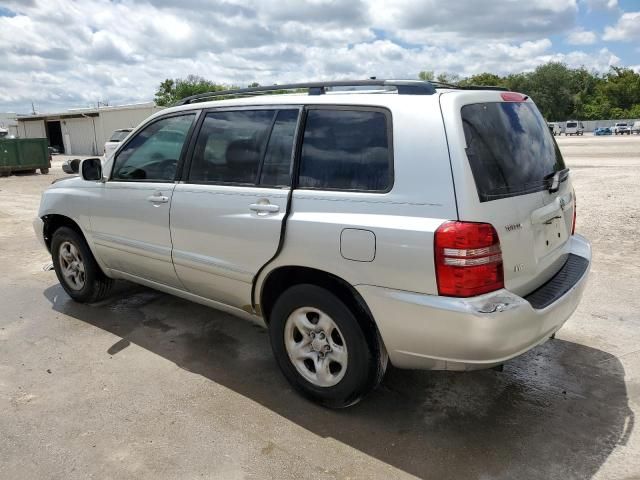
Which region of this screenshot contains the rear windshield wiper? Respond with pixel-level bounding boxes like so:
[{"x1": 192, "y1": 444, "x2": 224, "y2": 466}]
[{"x1": 544, "y1": 168, "x2": 570, "y2": 193}]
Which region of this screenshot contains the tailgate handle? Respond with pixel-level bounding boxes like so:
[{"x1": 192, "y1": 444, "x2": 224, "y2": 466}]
[{"x1": 531, "y1": 196, "x2": 570, "y2": 225}]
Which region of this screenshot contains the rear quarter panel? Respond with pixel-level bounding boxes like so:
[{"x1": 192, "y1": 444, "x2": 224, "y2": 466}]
[{"x1": 256, "y1": 95, "x2": 458, "y2": 299}]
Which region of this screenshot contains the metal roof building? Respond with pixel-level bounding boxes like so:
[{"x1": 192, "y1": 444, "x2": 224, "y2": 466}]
[{"x1": 16, "y1": 102, "x2": 163, "y2": 155}]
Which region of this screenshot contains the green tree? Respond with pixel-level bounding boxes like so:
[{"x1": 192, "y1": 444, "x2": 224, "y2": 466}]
[
  {"x1": 436, "y1": 72, "x2": 460, "y2": 84},
  {"x1": 599, "y1": 67, "x2": 640, "y2": 113},
  {"x1": 458, "y1": 73, "x2": 505, "y2": 87},
  {"x1": 418, "y1": 70, "x2": 434, "y2": 81},
  {"x1": 154, "y1": 75, "x2": 232, "y2": 106}
]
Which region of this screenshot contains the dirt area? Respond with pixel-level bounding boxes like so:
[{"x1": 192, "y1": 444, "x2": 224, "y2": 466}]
[{"x1": 1, "y1": 139, "x2": 639, "y2": 480}]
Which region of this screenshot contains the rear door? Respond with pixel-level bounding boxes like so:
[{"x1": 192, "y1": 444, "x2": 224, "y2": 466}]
[
  {"x1": 440, "y1": 91, "x2": 574, "y2": 296},
  {"x1": 169, "y1": 107, "x2": 300, "y2": 308}
]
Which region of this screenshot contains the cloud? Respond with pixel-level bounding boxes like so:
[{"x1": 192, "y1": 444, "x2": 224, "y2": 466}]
[
  {"x1": 603, "y1": 11, "x2": 640, "y2": 41},
  {"x1": 566, "y1": 28, "x2": 598, "y2": 45},
  {"x1": 581, "y1": 0, "x2": 618, "y2": 10},
  {"x1": 0, "y1": 0, "x2": 629, "y2": 113}
]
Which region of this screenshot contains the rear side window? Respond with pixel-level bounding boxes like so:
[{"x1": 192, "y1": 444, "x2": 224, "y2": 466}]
[
  {"x1": 259, "y1": 110, "x2": 299, "y2": 186},
  {"x1": 461, "y1": 102, "x2": 566, "y2": 202},
  {"x1": 298, "y1": 109, "x2": 392, "y2": 192},
  {"x1": 189, "y1": 109, "x2": 298, "y2": 186}
]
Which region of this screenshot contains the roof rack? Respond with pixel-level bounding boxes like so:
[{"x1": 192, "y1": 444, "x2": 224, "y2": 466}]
[
  {"x1": 174, "y1": 79, "x2": 437, "y2": 105},
  {"x1": 430, "y1": 81, "x2": 510, "y2": 92}
]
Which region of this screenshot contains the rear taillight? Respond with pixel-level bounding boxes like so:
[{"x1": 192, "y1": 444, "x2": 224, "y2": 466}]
[
  {"x1": 572, "y1": 191, "x2": 576, "y2": 235},
  {"x1": 434, "y1": 221, "x2": 504, "y2": 297}
]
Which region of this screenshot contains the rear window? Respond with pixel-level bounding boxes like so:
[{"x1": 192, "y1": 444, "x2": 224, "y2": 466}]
[
  {"x1": 566, "y1": 122, "x2": 577, "y2": 128},
  {"x1": 461, "y1": 102, "x2": 566, "y2": 202}
]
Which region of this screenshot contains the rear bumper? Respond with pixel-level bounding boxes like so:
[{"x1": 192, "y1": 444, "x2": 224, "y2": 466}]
[{"x1": 358, "y1": 234, "x2": 591, "y2": 371}]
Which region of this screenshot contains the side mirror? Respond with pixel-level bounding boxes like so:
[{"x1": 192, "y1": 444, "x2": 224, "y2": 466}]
[
  {"x1": 62, "y1": 158, "x2": 81, "y2": 174},
  {"x1": 81, "y1": 158, "x2": 103, "y2": 181}
]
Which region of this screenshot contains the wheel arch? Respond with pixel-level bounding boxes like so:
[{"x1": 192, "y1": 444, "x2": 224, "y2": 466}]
[
  {"x1": 42, "y1": 214, "x2": 85, "y2": 253},
  {"x1": 258, "y1": 266, "x2": 385, "y2": 352}
]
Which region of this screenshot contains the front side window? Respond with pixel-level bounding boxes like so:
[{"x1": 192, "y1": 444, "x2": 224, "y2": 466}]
[
  {"x1": 112, "y1": 114, "x2": 195, "y2": 181},
  {"x1": 298, "y1": 109, "x2": 391, "y2": 192},
  {"x1": 189, "y1": 109, "x2": 298, "y2": 186}
]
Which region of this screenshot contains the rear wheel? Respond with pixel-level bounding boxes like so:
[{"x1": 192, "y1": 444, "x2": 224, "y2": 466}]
[
  {"x1": 40, "y1": 168, "x2": 49, "y2": 174},
  {"x1": 51, "y1": 227, "x2": 113, "y2": 303},
  {"x1": 269, "y1": 284, "x2": 386, "y2": 408}
]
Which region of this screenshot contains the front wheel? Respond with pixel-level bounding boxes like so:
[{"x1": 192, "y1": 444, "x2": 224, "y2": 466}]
[
  {"x1": 269, "y1": 284, "x2": 386, "y2": 408},
  {"x1": 51, "y1": 227, "x2": 113, "y2": 303}
]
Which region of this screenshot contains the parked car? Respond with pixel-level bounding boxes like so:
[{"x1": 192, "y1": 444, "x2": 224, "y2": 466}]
[
  {"x1": 547, "y1": 122, "x2": 561, "y2": 136},
  {"x1": 103, "y1": 128, "x2": 133, "y2": 157},
  {"x1": 613, "y1": 122, "x2": 631, "y2": 135},
  {"x1": 594, "y1": 127, "x2": 612, "y2": 136},
  {"x1": 34, "y1": 80, "x2": 591, "y2": 407},
  {"x1": 564, "y1": 120, "x2": 584, "y2": 135},
  {"x1": 631, "y1": 121, "x2": 640, "y2": 134}
]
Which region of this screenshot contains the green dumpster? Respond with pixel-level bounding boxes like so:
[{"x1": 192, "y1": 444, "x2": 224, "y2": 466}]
[{"x1": 0, "y1": 138, "x2": 51, "y2": 176}]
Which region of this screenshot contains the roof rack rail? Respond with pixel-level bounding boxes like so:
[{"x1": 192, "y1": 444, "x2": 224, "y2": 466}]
[
  {"x1": 173, "y1": 79, "x2": 437, "y2": 106},
  {"x1": 430, "y1": 81, "x2": 510, "y2": 92}
]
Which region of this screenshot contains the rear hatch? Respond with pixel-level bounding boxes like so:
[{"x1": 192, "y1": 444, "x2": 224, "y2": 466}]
[{"x1": 439, "y1": 90, "x2": 575, "y2": 296}]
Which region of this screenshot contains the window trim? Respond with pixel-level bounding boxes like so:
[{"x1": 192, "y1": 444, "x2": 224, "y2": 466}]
[
  {"x1": 108, "y1": 110, "x2": 202, "y2": 184},
  {"x1": 295, "y1": 105, "x2": 395, "y2": 194},
  {"x1": 183, "y1": 105, "x2": 303, "y2": 189}
]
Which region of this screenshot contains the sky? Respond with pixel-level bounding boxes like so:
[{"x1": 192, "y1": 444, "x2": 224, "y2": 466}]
[{"x1": 1, "y1": 0, "x2": 639, "y2": 114}]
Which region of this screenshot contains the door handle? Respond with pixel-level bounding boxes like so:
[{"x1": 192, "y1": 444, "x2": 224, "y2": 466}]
[
  {"x1": 249, "y1": 203, "x2": 280, "y2": 214},
  {"x1": 147, "y1": 193, "x2": 169, "y2": 204}
]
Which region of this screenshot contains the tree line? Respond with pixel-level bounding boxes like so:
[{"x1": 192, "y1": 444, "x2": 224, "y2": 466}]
[
  {"x1": 423, "y1": 62, "x2": 640, "y2": 121},
  {"x1": 156, "y1": 62, "x2": 640, "y2": 121}
]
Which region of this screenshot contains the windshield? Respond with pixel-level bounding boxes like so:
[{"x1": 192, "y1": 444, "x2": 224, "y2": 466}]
[
  {"x1": 461, "y1": 101, "x2": 566, "y2": 202},
  {"x1": 566, "y1": 122, "x2": 577, "y2": 128},
  {"x1": 617, "y1": 123, "x2": 627, "y2": 127},
  {"x1": 109, "y1": 130, "x2": 131, "y2": 142}
]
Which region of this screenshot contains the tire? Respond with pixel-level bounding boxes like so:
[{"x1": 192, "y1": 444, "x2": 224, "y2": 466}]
[
  {"x1": 269, "y1": 284, "x2": 387, "y2": 408},
  {"x1": 51, "y1": 226, "x2": 113, "y2": 303},
  {"x1": 41, "y1": 168, "x2": 49, "y2": 174}
]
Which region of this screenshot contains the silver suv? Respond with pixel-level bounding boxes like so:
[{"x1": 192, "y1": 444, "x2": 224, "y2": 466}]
[{"x1": 34, "y1": 80, "x2": 591, "y2": 407}]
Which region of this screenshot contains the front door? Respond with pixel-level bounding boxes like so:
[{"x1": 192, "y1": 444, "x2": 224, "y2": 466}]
[
  {"x1": 170, "y1": 108, "x2": 300, "y2": 307},
  {"x1": 89, "y1": 112, "x2": 197, "y2": 288}
]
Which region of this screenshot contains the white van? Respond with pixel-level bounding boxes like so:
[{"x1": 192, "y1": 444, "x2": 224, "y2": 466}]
[
  {"x1": 548, "y1": 122, "x2": 561, "y2": 136},
  {"x1": 564, "y1": 121, "x2": 584, "y2": 136}
]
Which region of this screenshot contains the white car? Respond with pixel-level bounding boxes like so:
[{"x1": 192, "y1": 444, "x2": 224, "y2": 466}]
[
  {"x1": 564, "y1": 120, "x2": 584, "y2": 136},
  {"x1": 613, "y1": 122, "x2": 631, "y2": 135},
  {"x1": 103, "y1": 128, "x2": 133, "y2": 157},
  {"x1": 632, "y1": 121, "x2": 640, "y2": 134},
  {"x1": 34, "y1": 80, "x2": 591, "y2": 407},
  {"x1": 548, "y1": 122, "x2": 561, "y2": 136}
]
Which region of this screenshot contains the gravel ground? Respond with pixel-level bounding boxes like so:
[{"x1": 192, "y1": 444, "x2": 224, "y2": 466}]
[{"x1": 0, "y1": 136, "x2": 639, "y2": 480}]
